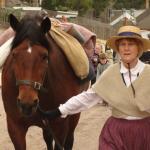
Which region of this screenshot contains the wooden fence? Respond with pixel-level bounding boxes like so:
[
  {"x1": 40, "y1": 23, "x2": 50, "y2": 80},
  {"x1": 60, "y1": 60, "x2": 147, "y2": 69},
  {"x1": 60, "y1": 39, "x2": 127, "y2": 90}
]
[
  {"x1": 0, "y1": 9, "x2": 118, "y2": 40},
  {"x1": 70, "y1": 17, "x2": 116, "y2": 40}
]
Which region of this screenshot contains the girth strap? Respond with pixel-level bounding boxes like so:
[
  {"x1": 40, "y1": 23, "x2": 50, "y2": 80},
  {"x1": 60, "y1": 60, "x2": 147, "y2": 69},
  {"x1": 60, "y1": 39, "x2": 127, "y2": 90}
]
[{"x1": 16, "y1": 80, "x2": 48, "y2": 93}]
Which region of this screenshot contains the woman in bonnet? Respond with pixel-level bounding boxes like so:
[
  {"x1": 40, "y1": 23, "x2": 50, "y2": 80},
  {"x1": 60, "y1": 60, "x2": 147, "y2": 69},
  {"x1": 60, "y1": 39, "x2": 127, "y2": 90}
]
[{"x1": 40, "y1": 25, "x2": 150, "y2": 150}]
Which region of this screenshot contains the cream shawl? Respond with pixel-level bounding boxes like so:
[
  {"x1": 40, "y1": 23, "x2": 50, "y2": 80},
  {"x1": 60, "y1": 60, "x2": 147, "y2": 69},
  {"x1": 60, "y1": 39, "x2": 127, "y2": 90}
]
[{"x1": 92, "y1": 63, "x2": 150, "y2": 118}]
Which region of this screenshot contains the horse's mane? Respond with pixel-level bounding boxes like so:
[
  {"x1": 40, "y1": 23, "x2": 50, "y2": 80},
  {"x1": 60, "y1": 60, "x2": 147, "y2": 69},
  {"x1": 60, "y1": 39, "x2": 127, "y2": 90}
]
[{"x1": 11, "y1": 14, "x2": 50, "y2": 50}]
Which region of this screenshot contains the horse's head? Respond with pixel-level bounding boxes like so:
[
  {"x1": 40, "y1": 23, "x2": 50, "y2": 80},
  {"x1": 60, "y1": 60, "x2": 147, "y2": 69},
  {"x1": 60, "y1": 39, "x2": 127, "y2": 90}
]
[{"x1": 9, "y1": 14, "x2": 51, "y2": 116}]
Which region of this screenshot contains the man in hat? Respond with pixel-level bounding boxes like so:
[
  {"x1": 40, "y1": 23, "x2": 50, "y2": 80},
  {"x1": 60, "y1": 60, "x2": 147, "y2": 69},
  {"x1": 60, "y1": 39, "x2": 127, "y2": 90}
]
[{"x1": 40, "y1": 26, "x2": 150, "y2": 150}]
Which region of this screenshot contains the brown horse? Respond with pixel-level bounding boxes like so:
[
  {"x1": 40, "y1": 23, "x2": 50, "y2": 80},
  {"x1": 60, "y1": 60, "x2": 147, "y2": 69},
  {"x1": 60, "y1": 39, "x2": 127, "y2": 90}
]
[{"x1": 1, "y1": 14, "x2": 89, "y2": 150}]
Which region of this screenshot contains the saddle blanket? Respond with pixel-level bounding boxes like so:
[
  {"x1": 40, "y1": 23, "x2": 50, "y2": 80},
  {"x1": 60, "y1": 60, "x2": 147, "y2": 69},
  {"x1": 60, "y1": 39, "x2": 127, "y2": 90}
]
[{"x1": 50, "y1": 27, "x2": 89, "y2": 79}]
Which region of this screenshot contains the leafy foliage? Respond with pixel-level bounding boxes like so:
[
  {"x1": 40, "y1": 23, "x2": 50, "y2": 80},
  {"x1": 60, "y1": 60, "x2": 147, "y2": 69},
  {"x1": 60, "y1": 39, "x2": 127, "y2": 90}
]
[
  {"x1": 92, "y1": 0, "x2": 110, "y2": 17},
  {"x1": 42, "y1": 0, "x2": 57, "y2": 10},
  {"x1": 41, "y1": 0, "x2": 146, "y2": 16},
  {"x1": 113, "y1": 0, "x2": 145, "y2": 9},
  {"x1": 70, "y1": 0, "x2": 92, "y2": 15}
]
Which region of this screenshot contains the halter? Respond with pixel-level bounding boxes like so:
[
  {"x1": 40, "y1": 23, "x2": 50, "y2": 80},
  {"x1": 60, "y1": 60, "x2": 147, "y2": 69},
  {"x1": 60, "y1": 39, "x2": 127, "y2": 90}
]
[
  {"x1": 16, "y1": 62, "x2": 48, "y2": 93},
  {"x1": 16, "y1": 80, "x2": 48, "y2": 92}
]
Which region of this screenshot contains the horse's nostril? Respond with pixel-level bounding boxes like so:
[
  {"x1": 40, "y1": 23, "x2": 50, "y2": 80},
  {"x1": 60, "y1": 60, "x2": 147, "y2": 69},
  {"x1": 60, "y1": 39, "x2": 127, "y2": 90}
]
[
  {"x1": 17, "y1": 98, "x2": 22, "y2": 107},
  {"x1": 17, "y1": 98, "x2": 20, "y2": 103},
  {"x1": 17, "y1": 98, "x2": 39, "y2": 116},
  {"x1": 33, "y1": 99, "x2": 39, "y2": 106}
]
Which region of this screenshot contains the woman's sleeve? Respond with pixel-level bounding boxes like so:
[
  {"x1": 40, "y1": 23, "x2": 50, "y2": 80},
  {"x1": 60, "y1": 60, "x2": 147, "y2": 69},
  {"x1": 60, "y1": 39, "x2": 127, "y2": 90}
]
[{"x1": 59, "y1": 88, "x2": 103, "y2": 118}]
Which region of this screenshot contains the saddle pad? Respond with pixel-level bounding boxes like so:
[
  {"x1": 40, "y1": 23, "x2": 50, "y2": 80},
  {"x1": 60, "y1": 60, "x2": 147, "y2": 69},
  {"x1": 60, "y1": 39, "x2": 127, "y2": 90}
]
[{"x1": 50, "y1": 27, "x2": 89, "y2": 79}]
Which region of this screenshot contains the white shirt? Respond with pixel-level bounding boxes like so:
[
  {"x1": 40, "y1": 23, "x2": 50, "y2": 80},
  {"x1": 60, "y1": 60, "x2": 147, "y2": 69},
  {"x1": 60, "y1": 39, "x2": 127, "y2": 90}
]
[
  {"x1": 120, "y1": 60, "x2": 145, "y2": 87},
  {"x1": 59, "y1": 60, "x2": 146, "y2": 118}
]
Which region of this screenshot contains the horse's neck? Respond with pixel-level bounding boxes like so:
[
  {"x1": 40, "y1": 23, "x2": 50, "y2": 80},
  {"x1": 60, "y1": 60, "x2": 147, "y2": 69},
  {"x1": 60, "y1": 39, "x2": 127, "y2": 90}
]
[
  {"x1": 46, "y1": 36, "x2": 86, "y2": 102},
  {"x1": 48, "y1": 38, "x2": 76, "y2": 83}
]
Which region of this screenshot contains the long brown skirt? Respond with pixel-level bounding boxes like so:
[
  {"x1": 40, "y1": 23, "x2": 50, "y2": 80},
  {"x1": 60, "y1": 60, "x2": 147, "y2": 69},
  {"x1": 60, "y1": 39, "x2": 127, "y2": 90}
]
[{"x1": 99, "y1": 116, "x2": 150, "y2": 150}]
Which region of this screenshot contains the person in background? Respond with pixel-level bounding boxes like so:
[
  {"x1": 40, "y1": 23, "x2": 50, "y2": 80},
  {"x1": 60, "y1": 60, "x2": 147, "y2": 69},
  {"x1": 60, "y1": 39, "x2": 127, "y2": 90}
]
[
  {"x1": 105, "y1": 44, "x2": 114, "y2": 64},
  {"x1": 139, "y1": 50, "x2": 150, "y2": 64},
  {"x1": 90, "y1": 41, "x2": 102, "y2": 84},
  {"x1": 39, "y1": 25, "x2": 150, "y2": 150},
  {"x1": 90, "y1": 52, "x2": 99, "y2": 84},
  {"x1": 96, "y1": 52, "x2": 110, "y2": 80},
  {"x1": 139, "y1": 34, "x2": 150, "y2": 64},
  {"x1": 60, "y1": 15, "x2": 68, "y2": 23},
  {"x1": 96, "y1": 52, "x2": 110, "y2": 106}
]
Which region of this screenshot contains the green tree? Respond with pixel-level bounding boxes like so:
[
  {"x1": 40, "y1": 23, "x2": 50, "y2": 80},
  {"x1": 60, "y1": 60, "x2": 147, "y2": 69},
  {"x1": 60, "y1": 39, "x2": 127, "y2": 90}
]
[
  {"x1": 42, "y1": 0, "x2": 57, "y2": 10},
  {"x1": 66, "y1": 0, "x2": 92, "y2": 16},
  {"x1": 113, "y1": 0, "x2": 145, "y2": 9},
  {"x1": 92, "y1": 0, "x2": 110, "y2": 18}
]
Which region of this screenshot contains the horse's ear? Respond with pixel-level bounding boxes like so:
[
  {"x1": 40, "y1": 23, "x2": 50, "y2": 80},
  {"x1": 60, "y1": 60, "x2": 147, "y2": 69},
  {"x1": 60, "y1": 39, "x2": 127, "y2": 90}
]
[
  {"x1": 41, "y1": 17, "x2": 51, "y2": 34},
  {"x1": 9, "y1": 14, "x2": 20, "y2": 32}
]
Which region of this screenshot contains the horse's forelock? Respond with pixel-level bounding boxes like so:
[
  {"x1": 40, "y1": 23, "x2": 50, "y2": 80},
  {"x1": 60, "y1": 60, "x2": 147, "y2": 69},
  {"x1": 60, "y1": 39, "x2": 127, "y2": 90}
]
[{"x1": 11, "y1": 16, "x2": 50, "y2": 51}]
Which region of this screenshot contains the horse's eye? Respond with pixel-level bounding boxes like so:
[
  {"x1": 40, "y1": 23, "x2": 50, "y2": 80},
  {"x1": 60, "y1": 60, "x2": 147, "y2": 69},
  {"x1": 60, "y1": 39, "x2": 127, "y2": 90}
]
[
  {"x1": 42, "y1": 54, "x2": 48, "y2": 62},
  {"x1": 12, "y1": 51, "x2": 17, "y2": 59},
  {"x1": 42, "y1": 55, "x2": 48, "y2": 60}
]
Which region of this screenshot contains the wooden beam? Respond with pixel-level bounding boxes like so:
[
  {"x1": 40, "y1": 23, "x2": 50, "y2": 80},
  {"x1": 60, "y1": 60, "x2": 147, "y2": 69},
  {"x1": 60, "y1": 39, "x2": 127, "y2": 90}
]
[
  {"x1": 146, "y1": 0, "x2": 149, "y2": 9},
  {"x1": 0, "y1": 0, "x2": 5, "y2": 7}
]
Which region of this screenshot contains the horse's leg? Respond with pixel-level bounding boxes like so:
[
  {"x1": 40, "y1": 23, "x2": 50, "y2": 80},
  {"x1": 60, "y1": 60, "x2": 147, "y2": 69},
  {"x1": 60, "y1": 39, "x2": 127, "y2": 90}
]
[
  {"x1": 64, "y1": 133, "x2": 74, "y2": 150},
  {"x1": 53, "y1": 130, "x2": 66, "y2": 150},
  {"x1": 53, "y1": 120, "x2": 69, "y2": 150},
  {"x1": 42, "y1": 128, "x2": 53, "y2": 150},
  {"x1": 7, "y1": 117, "x2": 27, "y2": 150},
  {"x1": 64, "y1": 115, "x2": 80, "y2": 150},
  {"x1": 54, "y1": 134, "x2": 73, "y2": 150}
]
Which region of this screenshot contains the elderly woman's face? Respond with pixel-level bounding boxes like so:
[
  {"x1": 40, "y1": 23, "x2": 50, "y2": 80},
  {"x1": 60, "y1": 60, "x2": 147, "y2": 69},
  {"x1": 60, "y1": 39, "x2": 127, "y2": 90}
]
[{"x1": 117, "y1": 38, "x2": 139, "y2": 66}]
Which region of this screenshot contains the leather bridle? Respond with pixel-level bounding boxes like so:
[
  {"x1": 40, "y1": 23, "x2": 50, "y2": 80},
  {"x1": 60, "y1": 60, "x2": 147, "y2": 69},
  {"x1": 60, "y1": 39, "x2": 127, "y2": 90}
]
[{"x1": 16, "y1": 79, "x2": 48, "y2": 92}]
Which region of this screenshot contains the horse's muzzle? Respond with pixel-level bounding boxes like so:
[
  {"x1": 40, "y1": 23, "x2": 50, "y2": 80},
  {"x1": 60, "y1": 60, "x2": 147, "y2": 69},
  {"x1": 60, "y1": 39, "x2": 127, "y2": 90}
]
[{"x1": 17, "y1": 99, "x2": 39, "y2": 117}]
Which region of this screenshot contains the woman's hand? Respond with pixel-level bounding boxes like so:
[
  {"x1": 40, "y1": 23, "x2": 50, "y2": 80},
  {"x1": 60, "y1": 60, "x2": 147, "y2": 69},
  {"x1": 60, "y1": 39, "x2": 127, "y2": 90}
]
[{"x1": 37, "y1": 107, "x2": 61, "y2": 120}]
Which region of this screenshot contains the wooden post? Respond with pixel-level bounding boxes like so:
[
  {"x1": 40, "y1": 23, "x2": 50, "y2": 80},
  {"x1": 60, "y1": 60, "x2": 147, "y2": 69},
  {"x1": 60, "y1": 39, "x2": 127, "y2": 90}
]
[
  {"x1": 32, "y1": 0, "x2": 39, "y2": 6},
  {"x1": 0, "y1": 0, "x2": 5, "y2": 7},
  {"x1": 146, "y1": 0, "x2": 149, "y2": 9},
  {"x1": 123, "y1": 17, "x2": 128, "y2": 26}
]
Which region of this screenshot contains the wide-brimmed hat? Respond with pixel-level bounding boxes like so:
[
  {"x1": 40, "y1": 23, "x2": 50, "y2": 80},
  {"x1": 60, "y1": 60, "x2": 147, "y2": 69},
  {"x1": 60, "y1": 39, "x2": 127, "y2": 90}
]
[{"x1": 107, "y1": 25, "x2": 150, "y2": 52}]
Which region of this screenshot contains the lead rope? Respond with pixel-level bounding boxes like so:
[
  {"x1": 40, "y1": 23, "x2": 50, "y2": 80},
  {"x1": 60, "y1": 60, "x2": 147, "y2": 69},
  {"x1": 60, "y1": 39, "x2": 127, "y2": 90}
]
[
  {"x1": 127, "y1": 63, "x2": 136, "y2": 98},
  {"x1": 42, "y1": 119, "x2": 64, "y2": 150}
]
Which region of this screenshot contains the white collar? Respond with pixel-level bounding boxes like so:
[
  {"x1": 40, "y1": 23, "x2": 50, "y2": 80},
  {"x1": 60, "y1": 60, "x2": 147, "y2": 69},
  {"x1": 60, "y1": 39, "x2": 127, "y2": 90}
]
[{"x1": 120, "y1": 60, "x2": 145, "y2": 75}]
